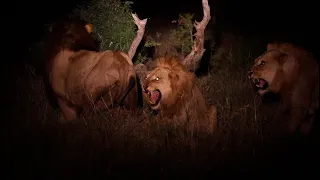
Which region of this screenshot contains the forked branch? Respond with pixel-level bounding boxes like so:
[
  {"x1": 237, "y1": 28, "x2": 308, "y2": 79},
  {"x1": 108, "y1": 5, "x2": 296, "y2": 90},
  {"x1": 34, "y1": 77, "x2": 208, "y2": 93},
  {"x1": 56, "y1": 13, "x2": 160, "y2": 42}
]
[
  {"x1": 129, "y1": 13, "x2": 150, "y2": 82},
  {"x1": 182, "y1": 0, "x2": 211, "y2": 71},
  {"x1": 128, "y1": 13, "x2": 148, "y2": 60}
]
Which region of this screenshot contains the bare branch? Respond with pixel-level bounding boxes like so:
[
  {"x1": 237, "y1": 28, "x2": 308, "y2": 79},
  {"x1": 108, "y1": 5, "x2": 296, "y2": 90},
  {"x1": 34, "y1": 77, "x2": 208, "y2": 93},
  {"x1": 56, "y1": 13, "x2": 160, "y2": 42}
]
[
  {"x1": 182, "y1": 0, "x2": 211, "y2": 71},
  {"x1": 129, "y1": 13, "x2": 148, "y2": 83},
  {"x1": 128, "y1": 13, "x2": 148, "y2": 60}
]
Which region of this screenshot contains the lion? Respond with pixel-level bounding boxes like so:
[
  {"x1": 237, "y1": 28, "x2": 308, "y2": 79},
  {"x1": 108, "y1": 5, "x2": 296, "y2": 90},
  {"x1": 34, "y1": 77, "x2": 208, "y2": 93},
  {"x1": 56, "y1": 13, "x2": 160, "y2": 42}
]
[
  {"x1": 44, "y1": 18, "x2": 139, "y2": 121},
  {"x1": 141, "y1": 56, "x2": 217, "y2": 134},
  {"x1": 248, "y1": 42, "x2": 319, "y2": 134},
  {"x1": 43, "y1": 18, "x2": 100, "y2": 110}
]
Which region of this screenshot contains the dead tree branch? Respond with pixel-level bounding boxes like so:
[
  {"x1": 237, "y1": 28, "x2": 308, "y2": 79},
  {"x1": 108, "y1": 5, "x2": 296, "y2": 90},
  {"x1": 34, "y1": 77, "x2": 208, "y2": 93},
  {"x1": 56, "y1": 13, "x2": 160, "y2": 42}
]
[
  {"x1": 181, "y1": 0, "x2": 211, "y2": 71},
  {"x1": 129, "y1": 13, "x2": 149, "y2": 82},
  {"x1": 128, "y1": 13, "x2": 148, "y2": 60}
]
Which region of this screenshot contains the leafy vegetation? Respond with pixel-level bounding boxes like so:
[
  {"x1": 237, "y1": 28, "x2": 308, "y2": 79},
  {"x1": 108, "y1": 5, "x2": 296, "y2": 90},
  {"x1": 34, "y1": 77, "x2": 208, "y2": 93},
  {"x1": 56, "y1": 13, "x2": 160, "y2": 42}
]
[
  {"x1": 169, "y1": 13, "x2": 195, "y2": 56},
  {"x1": 72, "y1": 0, "x2": 136, "y2": 52}
]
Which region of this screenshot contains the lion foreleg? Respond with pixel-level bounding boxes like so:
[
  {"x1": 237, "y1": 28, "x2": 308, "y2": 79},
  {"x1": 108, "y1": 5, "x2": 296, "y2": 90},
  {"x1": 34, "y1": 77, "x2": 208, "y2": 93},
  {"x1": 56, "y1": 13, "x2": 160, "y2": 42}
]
[
  {"x1": 122, "y1": 85, "x2": 139, "y2": 110},
  {"x1": 287, "y1": 107, "x2": 307, "y2": 133},
  {"x1": 288, "y1": 86, "x2": 313, "y2": 134},
  {"x1": 120, "y1": 76, "x2": 139, "y2": 110},
  {"x1": 57, "y1": 98, "x2": 77, "y2": 122},
  {"x1": 301, "y1": 86, "x2": 319, "y2": 134},
  {"x1": 197, "y1": 105, "x2": 218, "y2": 135},
  {"x1": 300, "y1": 116, "x2": 314, "y2": 135},
  {"x1": 207, "y1": 105, "x2": 218, "y2": 133}
]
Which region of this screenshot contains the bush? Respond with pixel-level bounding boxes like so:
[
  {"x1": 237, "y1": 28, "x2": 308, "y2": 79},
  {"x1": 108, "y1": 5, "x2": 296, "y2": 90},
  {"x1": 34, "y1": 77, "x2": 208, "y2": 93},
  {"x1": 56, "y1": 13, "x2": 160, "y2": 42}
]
[
  {"x1": 169, "y1": 13, "x2": 195, "y2": 57},
  {"x1": 28, "y1": 0, "x2": 148, "y2": 72},
  {"x1": 72, "y1": 0, "x2": 137, "y2": 52}
]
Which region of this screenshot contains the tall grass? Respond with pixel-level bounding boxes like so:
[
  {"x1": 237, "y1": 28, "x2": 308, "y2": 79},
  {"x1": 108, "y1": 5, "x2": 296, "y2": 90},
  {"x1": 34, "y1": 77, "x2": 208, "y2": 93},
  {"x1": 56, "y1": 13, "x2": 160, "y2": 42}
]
[{"x1": 7, "y1": 33, "x2": 294, "y2": 178}]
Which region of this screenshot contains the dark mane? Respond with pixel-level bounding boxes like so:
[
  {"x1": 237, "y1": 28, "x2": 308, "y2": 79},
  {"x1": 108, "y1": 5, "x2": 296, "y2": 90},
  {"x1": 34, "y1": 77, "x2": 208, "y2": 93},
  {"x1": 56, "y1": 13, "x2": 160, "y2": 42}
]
[
  {"x1": 44, "y1": 17, "x2": 100, "y2": 109},
  {"x1": 46, "y1": 18, "x2": 98, "y2": 53},
  {"x1": 44, "y1": 17, "x2": 100, "y2": 73}
]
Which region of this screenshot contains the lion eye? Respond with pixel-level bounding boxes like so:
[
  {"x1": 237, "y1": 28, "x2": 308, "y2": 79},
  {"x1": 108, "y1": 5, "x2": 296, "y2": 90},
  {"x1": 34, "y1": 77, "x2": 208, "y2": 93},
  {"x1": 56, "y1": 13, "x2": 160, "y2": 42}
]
[
  {"x1": 155, "y1": 77, "x2": 160, "y2": 81},
  {"x1": 259, "y1": 61, "x2": 265, "y2": 66}
]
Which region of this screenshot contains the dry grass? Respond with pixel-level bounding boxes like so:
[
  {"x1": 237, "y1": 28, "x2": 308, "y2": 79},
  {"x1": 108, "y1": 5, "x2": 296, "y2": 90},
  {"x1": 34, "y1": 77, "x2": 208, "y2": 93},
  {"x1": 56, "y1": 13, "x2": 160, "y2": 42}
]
[{"x1": 6, "y1": 33, "x2": 317, "y2": 178}]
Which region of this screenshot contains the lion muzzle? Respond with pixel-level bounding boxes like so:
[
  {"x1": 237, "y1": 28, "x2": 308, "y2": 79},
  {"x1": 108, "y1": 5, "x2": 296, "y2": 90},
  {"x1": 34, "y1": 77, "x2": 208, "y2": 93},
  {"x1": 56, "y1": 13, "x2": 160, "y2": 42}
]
[
  {"x1": 144, "y1": 87, "x2": 161, "y2": 106},
  {"x1": 248, "y1": 70, "x2": 268, "y2": 90}
]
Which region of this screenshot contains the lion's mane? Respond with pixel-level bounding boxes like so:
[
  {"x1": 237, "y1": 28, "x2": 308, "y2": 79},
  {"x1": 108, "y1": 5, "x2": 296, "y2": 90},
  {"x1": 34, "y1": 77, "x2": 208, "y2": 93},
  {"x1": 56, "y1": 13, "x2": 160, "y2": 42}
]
[{"x1": 142, "y1": 56, "x2": 217, "y2": 134}]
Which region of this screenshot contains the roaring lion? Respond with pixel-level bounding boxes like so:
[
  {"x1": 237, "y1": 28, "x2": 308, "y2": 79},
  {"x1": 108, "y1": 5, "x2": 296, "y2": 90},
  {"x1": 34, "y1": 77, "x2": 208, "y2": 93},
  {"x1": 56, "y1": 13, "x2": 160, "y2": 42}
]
[
  {"x1": 141, "y1": 56, "x2": 217, "y2": 134},
  {"x1": 44, "y1": 18, "x2": 141, "y2": 121},
  {"x1": 248, "y1": 42, "x2": 319, "y2": 134},
  {"x1": 134, "y1": 0, "x2": 216, "y2": 134}
]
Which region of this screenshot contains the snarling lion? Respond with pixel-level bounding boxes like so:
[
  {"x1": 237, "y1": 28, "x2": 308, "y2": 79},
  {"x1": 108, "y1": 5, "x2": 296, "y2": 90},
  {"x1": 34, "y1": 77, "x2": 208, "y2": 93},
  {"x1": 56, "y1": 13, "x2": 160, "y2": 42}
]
[
  {"x1": 44, "y1": 18, "x2": 141, "y2": 121},
  {"x1": 142, "y1": 56, "x2": 217, "y2": 134},
  {"x1": 134, "y1": 0, "x2": 216, "y2": 134},
  {"x1": 248, "y1": 42, "x2": 319, "y2": 134}
]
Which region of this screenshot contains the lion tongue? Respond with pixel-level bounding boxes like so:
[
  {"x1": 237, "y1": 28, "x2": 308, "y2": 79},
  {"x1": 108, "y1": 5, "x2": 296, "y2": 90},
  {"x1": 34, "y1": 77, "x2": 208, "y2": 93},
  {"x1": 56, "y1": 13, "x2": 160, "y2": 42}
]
[
  {"x1": 150, "y1": 91, "x2": 160, "y2": 104},
  {"x1": 259, "y1": 79, "x2": 266, "y2": 86}
]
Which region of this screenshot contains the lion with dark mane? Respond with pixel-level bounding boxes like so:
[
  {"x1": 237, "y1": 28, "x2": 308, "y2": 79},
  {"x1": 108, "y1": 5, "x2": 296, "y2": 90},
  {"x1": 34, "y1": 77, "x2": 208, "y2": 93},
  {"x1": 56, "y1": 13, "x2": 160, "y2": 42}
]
[
  {"x1": 248, "y1": 42, "x2": 319, "y2": 134},
  {"x1": 142, "y1": 56, "x2": 217, "y2": 134},
  {"x1": 43, "y1": 18, "x2": 99, "y2": 111},
  {"x1": 44, "y1": 16, "x2": 147, "y2": 121}
]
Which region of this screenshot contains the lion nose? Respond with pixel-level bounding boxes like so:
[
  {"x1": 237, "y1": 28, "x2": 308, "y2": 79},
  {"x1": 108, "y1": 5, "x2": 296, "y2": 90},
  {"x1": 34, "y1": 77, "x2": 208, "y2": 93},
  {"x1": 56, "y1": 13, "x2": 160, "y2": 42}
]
[
  {"x1": 247, "y1": 71, "x2": 253, "y2": 79},
  {"x1": 143, "y1": 85, "x2": 149, "y2": 93}
]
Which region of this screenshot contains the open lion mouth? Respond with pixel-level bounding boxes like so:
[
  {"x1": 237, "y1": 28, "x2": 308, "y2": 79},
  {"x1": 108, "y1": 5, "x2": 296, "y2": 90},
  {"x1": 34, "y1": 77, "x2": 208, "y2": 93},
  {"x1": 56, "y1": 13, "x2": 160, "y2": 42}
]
[
  {"x1": 144, "y1": 89, "x2": 162, "y2": 106},
  {"x1": 253, "y1": 78, "x2": 268, "y2": 90}
]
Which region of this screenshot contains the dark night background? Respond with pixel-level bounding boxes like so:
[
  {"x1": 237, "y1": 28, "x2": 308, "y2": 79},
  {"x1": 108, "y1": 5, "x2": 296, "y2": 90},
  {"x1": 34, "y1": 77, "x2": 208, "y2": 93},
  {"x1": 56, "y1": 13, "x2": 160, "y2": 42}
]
[
  {"x1": 6, "y1": 0, "x2": 318, "y2": 53},
  {"x1": 3, "y1": 0, "x2": 319, "y2": 178}
]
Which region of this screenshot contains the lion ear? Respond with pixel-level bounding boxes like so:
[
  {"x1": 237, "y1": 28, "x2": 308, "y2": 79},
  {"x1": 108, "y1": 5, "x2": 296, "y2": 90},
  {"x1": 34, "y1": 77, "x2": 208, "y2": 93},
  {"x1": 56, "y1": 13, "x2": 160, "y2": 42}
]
[
  {"x1": 267, "y1": 43, "x2": 277, "y2": 51},
  {"x1": 85, "y1": 24, "x2": 93, "y2": 34}
]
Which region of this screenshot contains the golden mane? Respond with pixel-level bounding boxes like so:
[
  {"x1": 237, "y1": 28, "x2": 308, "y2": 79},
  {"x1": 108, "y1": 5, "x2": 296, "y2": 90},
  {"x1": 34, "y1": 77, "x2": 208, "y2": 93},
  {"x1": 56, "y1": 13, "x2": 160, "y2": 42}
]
[
  {"x1": 142, "y1": 56, "x2": 217, "y2": 134},
  {"x1": 147, "y1": 56, "x2": 197, "y2": 116},
  {"x1": 155, "y1": 56, "x2": 191, "y2": 74}
]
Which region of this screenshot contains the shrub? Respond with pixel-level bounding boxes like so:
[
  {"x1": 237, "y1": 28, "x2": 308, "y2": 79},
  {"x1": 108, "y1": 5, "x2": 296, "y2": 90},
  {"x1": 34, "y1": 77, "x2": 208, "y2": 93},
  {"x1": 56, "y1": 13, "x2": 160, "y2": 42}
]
[
  {"x1": 169, "y1": 13, "x2": 195, "y2": 57},
  {"x1": 72, "y1": 0, "x2": 136, "y2": 52}
]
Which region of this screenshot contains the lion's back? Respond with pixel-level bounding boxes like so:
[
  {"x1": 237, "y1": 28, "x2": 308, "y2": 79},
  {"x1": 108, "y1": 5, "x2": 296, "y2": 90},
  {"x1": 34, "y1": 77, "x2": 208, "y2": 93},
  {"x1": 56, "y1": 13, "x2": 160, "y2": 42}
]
[
  {"x1": 267, "y1": 42, "x2": 318, "y2": 71},
  {"x1": 64, "y1": 50, "x2": 136, "y2": 105},
  {"x1": 266, "y1": 42, "x2": 318, "y2": 87}
]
